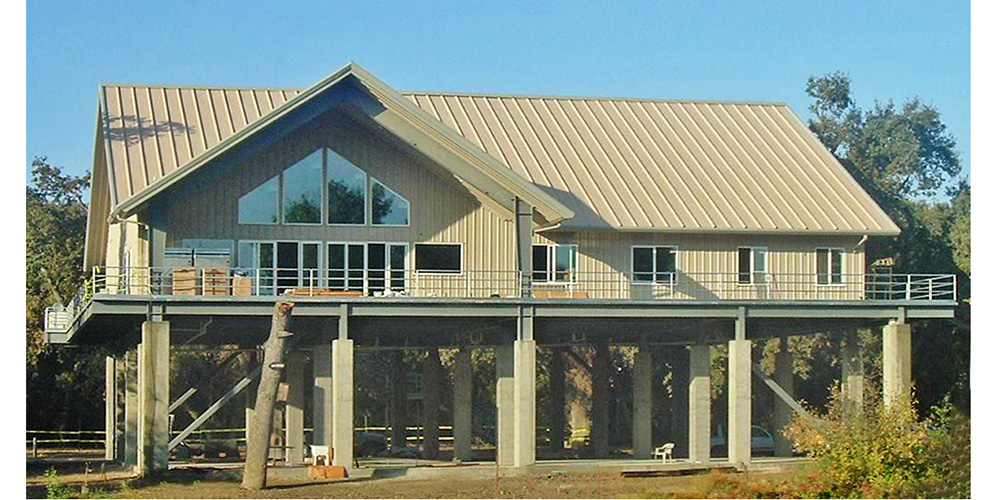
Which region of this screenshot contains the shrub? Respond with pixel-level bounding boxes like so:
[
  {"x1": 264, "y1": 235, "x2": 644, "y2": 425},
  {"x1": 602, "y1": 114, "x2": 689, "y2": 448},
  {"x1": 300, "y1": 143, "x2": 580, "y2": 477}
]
[
  {"x1": 43, "y1": 468, "x2": 73, "y2": 500},
  {"x1": 784, "y1": 384, "x2": 971, "y2": 498}
]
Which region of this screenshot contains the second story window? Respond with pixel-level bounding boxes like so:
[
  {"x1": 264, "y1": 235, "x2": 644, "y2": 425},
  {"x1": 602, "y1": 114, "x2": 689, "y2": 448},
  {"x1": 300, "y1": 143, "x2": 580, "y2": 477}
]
[
  {"x1": 326, "y1": 150, "x2": 367, "y2": 225},
  {"x1": 817, "y1": 248, "x2": 845, "y2": 285},
  {"x1": 415, "y1": 243, "x2": 462, "y2": 274},
  {"x1": 738, "y1": 247, "x2": 768, "y2": 285},
  {"x1": 283, "y1": 150, "x2": 323, "y2": 224},
  {"x1": 533, "y1": 244, "x2": 577, "y2": 283},
  {"x1": 238, "y1": 176, "x2": 279, "y2": 224},
  {"x1": 632, "y1": 246, "x2": 676, "y2": 284}
]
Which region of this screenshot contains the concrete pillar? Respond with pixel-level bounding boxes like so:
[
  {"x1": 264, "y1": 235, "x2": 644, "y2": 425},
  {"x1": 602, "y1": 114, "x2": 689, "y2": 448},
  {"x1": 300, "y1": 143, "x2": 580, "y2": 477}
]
[
  {"x1": 311, "y1": 346, "x2": 332, "y2": 447},
  {"x1": 513, "y1": 340, "x2": 536, "y2": 467},
  {"x1": 390, "y1": 351, "x2": 408, "y2": 451},
  {"x1": 632, "y1": 348, "x2": 652, "y2": 459},
  {"x1": 688, "y1": 344, "x2": 711, "y2": 463},
  {"x1": 330, "y1": 339, "x2": 354, "y2": 467},
  {"x1": 114, "y1": 356, "x2": 127, "y2": 462},
  {"x1": 105, "y1": 356, "x2": 117, "y2": 461},
  {"x1": 123, "y1": 349, "x2": 138, "y2": 468},
  {"x1": 549, "y1": 347, "x2": 566, "y2": 453},
  {"x1": 841, "y1": 331, "x2": 865, "y2": 417},
  {"x1": 421, "y1": 349, "x2": 442, "y2": 460},
  {"x1": 592, "y1": 342, "x2": 610, "y2": 457},
  {"x1": 452, "y1": 348, "x2": 473, "y2": 462},
  {"x1": 285, "y1": 351, "x2": 306, "y2": 464},
  {"x1": 495, "y1": 343, "x2": 514, "y2": 466},
  {"x1": 727, "y1": 339, "x2": 752, "y2": 469},
  {"x1": 137, "y1": 321, "x2": 170, "y2": 475},
  {"x1": 882, "y1": 322, "x2": 912, "y2": 407},
  {"x1": 773, "y1": 337, "x2": 794, "y2": 456}
]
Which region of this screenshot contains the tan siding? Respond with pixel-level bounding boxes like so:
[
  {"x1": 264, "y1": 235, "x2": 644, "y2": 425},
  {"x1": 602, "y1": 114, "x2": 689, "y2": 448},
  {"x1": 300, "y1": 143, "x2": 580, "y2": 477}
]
[{"x1": 534, "y1": 231, "x2": 865, "y2": 300}]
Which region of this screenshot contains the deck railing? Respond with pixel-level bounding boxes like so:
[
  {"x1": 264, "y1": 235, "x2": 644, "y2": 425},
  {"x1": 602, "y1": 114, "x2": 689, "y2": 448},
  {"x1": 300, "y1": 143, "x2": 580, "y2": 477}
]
[
  {"x1": 76, "y1": 266, "x2": 956, "y2": 302},
  {"x1": 42, "y1": 267, "x2": 957, "y2": 335}
]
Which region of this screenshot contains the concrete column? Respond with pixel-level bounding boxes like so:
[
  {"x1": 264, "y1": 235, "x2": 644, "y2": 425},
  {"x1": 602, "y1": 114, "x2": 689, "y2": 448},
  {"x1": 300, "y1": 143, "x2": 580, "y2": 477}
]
[
  {"x1": 311, "y1": 345, "x2": 332, "y2": 447},
  {"x1": 495, "y1": 343, "x2": 514, "y2": 466},
  {"x1": 114, "y1": 356, "x2": 127, "y2": 462},
  {"x1": 137, "y1": 321, "x2": 170, "y2": 475},
  {"x1": 390, "y1": 351, "x2": 408, "y2": 451},
  {"x1": 727, "y1": 339, "x2": 752, "y2": 469},
  {"x1": 773, "y1": 337, "x2": 794, "y2": 456},
  {"x1": 592, "y1": 341, "x2": 610, "y2": 457},
  {"x1": 285, "y1": 351, "x2": 306, "y2": 464},
  {"x1": 123, "y1": 349, "x2": 138, "y2": 468},
  {"x1": 688, "y1": 344, "x2": 711, "y2": 463},
  {"x1": 841, "y1": 331, "x2": 865, "y2": 417},
  {"x1": 331, "y1": 339, "x2": 354, "y2": 467},
  {"x1": 421, "y1": 349, "x2": 442, "y2": 460},
  {"x1": 549, "y1": 347, "x2": 566, "y2": 453},
  {"x1": 452, "y1": 348, "x2": 473, "y2": 462},
  {"x1": 513, "y1": 340, "x2": 536, "y2": 467},
  {"x1": 105, "y1": 356, "x2": 117, "y2": 461},
  {"x1": 882, "y1": 322, "x2": 912, "y2": 407},
  {"x1": 632, "y1": 348, "x2": 652, "y2": 459}
]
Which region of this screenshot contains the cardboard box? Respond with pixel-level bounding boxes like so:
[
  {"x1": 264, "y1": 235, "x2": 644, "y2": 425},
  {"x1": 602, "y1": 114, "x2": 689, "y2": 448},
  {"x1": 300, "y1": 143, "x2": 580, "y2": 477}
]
[
  {"x1": 307, "y1": 465, "x2": 348, "y2": 479},
  {"x1": 172, "y1": 268, "x2": 196, "y2": 295}
]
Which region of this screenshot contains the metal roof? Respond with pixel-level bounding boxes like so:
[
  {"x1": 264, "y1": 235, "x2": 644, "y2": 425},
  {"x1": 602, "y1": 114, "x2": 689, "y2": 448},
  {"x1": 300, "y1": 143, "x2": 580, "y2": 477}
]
[{"x1": 97, "y1": 71, "x2": 899, "y2": 235}]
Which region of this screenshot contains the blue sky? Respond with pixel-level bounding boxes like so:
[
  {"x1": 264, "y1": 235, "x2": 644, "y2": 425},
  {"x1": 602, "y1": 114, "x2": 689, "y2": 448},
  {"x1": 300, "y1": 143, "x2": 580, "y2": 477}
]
[{"x1": 27, "y1": 0, "x2": 970, "y2": 194}]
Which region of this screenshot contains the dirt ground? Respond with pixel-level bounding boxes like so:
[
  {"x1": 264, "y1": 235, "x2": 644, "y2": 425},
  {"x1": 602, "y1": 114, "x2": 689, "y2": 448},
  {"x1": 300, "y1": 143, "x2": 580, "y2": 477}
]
[{"x1": 27, "y1": 464, "x2": 797, "y2": 499}]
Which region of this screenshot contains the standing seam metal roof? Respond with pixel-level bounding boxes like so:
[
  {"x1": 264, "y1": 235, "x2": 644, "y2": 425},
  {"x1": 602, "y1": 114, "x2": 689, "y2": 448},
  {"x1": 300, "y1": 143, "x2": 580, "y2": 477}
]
[{"x1": 97, "y1": 78, "x2": 900, "y2": 234}]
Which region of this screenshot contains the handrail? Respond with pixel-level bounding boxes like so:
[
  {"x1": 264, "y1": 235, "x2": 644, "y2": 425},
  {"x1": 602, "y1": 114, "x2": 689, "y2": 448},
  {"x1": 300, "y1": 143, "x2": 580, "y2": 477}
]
[{"x1": 43, "y1": 268, "x2": 958, "y2": 335}]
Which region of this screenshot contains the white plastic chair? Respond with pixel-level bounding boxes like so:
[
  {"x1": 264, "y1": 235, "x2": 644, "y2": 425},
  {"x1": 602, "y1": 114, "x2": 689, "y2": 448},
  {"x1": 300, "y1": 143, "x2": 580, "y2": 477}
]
[{"x1": 652, "y1": 442, "x2": 674, "y2": 463}]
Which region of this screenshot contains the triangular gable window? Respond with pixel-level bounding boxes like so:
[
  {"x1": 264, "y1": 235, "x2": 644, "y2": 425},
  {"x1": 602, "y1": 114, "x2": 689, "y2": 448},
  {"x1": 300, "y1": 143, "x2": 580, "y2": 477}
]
[
  {"x1": 371, "y1": 179, "x2": 410, "y2": 226},
  {"x1": 238, "y1": 175, "x2": 279, "y2": 224},
  {"x1": 238, "y1": 146, "x2": 412, "y2": 227}
]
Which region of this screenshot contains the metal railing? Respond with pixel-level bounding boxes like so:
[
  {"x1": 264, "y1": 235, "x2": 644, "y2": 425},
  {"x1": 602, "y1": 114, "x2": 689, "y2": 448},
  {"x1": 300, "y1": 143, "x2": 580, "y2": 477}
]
[
  {"x1": 78, "y1": 266, "x2": 956, "y2": 302},
  {"x1": 43, "y1": 267, "x2": 956, "y2": 334}
]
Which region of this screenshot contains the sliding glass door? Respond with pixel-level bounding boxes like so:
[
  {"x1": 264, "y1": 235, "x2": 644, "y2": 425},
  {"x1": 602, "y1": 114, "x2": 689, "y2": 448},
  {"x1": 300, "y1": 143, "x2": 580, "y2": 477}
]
[{"x1": 328, "y1": 242, "x2": 407, "y2": 295}]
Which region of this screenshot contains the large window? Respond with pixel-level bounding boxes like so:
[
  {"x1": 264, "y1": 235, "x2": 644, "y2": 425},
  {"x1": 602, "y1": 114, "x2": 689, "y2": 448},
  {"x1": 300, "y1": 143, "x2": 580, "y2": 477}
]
[
  {"x1": 738, "y1": 247, "x2": 768, "y2": 285},
  {"x1": 238, "y1": 147, "x2": 410, "y2": 227},
  {"x1": 238, "y1": 176, "x2": 279, "y2": 224},
  {"x1": 632, "y1": 246, "x2": 676, "y2": 284},
  {"x1": 414, "y1": 244, "x2": 462, "y2": 274},
  {"x1": 327, "y1": 149, "x2": 367, "y2": 225},
  {"x1": 816, "y1": 248, "x2": 845, "y2": 285},
  {"x1": 532, "y1": 244, "x2": 577, "y2": 283},
  {"x1": 282, "y1": 150, "x2": 323, "y2": 224}
]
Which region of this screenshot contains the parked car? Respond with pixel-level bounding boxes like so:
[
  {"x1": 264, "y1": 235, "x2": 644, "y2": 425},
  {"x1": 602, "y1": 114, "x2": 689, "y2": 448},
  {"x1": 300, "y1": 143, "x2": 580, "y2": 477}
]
[
  {"x1": 354, "y1": 431, "x2": 388, "y2": 457},
  {"x1": 709, "y1": 424, "x2": 775, "y2": 456}
]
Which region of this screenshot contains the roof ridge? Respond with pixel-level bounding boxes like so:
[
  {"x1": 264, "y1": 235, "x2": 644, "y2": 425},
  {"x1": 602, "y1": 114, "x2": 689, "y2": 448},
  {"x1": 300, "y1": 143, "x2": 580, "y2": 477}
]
[
  {"x1": 99, "y1": 82, "x2": 304, "y2": 92},
  {"x1": 401, "y1": 90, "x2": 789, "y2": 107},
  {"x1": 97, "y1": 83, "x2": 787, "y2": 107}
]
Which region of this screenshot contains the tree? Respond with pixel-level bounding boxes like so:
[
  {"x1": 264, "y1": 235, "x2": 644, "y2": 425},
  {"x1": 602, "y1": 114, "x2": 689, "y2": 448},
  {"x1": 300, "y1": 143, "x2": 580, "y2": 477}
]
[
  {"x1": 26, "y1": 156, "x2": 89, "y2": 364},
  {"x1": 26, "y1": 157, "x2": 108, "y2": 432},
  {"x1": 804, "y1": 73, "x2": 970, "y2": 415}
]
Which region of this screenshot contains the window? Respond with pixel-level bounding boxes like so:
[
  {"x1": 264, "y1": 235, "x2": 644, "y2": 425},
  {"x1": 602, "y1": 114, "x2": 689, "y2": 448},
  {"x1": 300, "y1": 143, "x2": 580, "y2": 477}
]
[
  {"x1": 327, "y1": 149, "x2": 367, "y2": 225},
  {"x1": 532, "y1": 244, "x2": 578, "y2": 283},
  {"x1": 282, "y1": 150, "x2": 323, "y2": 224},
  {"x1": 632, "y1": 246, "x2": 676, "y2": 284},
  {"x1": 238, "y1": 147, "x2": 412, "y2": 227},
  {"x1": 327, "y1": 242, "x2": 408, "y2": 293},
  {"x1": 817, "y1": 248, "x2": 845, "y2": 285},
  {"x1": 238, "y1": 176, "x2": 279, "y2": 224},
  {"x1": 371, "y1": 179, "x2": 410, "y2": 226},
  {"x1": 738, "y1": 247, "x2": 768, "y2": 285},
  {"x1": 414, "y1": 244, "x2": 461, "y2": 274}
]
